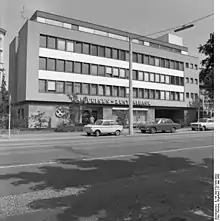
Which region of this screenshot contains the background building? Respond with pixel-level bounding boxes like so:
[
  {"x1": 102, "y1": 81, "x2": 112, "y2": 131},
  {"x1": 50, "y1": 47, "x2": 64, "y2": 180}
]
[
  {"x1": 9, "y1": 11, "x2": 199, "y2": 128},
  {"x1": 0, "y1": 27, "x2": 6, "y2": 87}
]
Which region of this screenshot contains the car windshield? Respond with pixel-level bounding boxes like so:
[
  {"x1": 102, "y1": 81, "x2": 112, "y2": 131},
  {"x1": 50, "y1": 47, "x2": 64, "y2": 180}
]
[
  {"x1": 94, "y1": 120, "x2": 103, "y2": 125},
  {"x1": 155, "y1": 119, "x2": 161, "y2": 124},
  {"x1": 198, "y1": 118, "x2": 207, "y2": 122}
]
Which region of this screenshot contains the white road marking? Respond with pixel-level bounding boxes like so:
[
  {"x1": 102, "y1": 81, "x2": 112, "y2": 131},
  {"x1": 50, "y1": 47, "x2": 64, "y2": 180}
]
[{"x1": 0, "y1": 144, "x2": 213, "y2": 169}]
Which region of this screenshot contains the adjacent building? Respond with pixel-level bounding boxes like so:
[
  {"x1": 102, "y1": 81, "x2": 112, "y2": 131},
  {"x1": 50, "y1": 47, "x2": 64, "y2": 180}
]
[
  {"x1": 0, "y1": 27, "x2": 6, "y2": 87},
  {"x1": 9, "y1": 10, "x2": 199, "y2": 128}
]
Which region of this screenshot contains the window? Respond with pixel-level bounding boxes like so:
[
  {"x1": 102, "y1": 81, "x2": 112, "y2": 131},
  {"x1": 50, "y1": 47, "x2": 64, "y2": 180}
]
[
  {"x1": 132, "y1": 53, "x2": 138, "y2": 62},
  {"x1": 144, "y1": 72, "x2": 149, "y2": 81},
  {"x1": 165, "y1": 91, "x2": 170, "y2": 100},
  {"x1": 75, "y1": 42, "x2": 82, "y2": 53},
  {"x1": 82, "y1": 83, "x2": 89, "y2": 94},
  {"x1": 39, "y1": 57, "x2": 47, "y2": 70},
  {"x1": 125, "y1": 51, "x2": 129, "y2": 61},
  {"x1": 112, "y1": 49, "x2": 119, "y2": 59},
  {"x1": 143, "y1": 55, "x2": 149, "y2": 65},
  {"x1": 165, "y1": 75, "x2": 170, "y2": 84},
  {"x1": 195, "y1": 79, "x2": 198, "y2": 84},
  {"x1": 160, "y1": 91, "x2": 165, "y2": 100},
  {"x1": 57, "y1": 39, "x2": 65, "y2": 50},
  {"x1": 119, "y1": 50, "x2": 126, "y2": 60},
  {"x1": 149, "y1": 56, "x2": 155, "y2": 65},
  {"x1": 47, "y1": 81, "x2": 56, "y2": 92},
  {"x1": 137, "y1": 54, "x2": 143, "y2": 63},
  {"x1": 186, "y1": 77, "x2": 189, "y2": 83},
  {"x1": 160, "y1": 58, "x2": 165, "y2": 67},
  {"x1": 171, "y1": 76, "x2": 175, "y2": 85},
  {"x1": 65, "y1": 61, "x2": 73, "y2": 72},
  {"x1": 150, "y1": 73, "x2": 155, "y2": 82},
  {"x1": 170, "y1": 60, "x2": 174, "y2": 69},
  {"x1": 47, "y1": 58, "x2": 56, "y2": 71},
  {"x1": 186, "y1": 92, "x2": 189, "y2": 98},
  {"x1": 74, "y1": 62, "x2": 82, "y2": 73},
  {"x1": 82, "y1": 63, "x2": 90, "y2": 74},
  {"x1": 47, "y1": 36, "x2": 56, "y2": 49},
  {"x1": 83, "y1": 43, "x2": 90, "y2": 54},
  {"x1": 133, "y1": 88, "x2": 138, "y2": 98},
  {"x1": 91, "y1": 64, "x2": 98, "y2": 75},
  {"x1": 106, "y1": 48, "x2": 112, "y2": 58},
  {"x1": 40, "y1": 35, "x2": 47, "y2": 48},
  {"x1": 56, "y1": 81, "x2": 64, "y2": 93},
  {"x1": 170, "y1": 92, "x2": 175, "y2": 100},
  {"x1": 139, "y1": 88, "x2": 144, "y2": 98},
  {"x1": 91, "y1": 45, "x2": 98, "y2": 56},
  {"x1": 63, "y1": 23, "x2": 72, "y2": 29},
  {"x1": 160, "y1": 75, "x2": 165, "y2": 83},
  {"x1": 126, "y1": 87, "x2": 129, "y2": 97},
  {"x1": 120, "y1": 69, "x2": 126, "y2": 78},
  {"x1": 155, "y1": 74, "x2": 160, "y2": 82},
  {"x1": 190, "y1": 78, "x2": 193, "y2": 84},
  {"x1": 195, "y1": 93, "x2": 199, "y2": 99},
  {"x1": 180, "y1": 93, "x2": 184, "y2": 101},
  {"x1": 175, "y1": 92, "x2": 180, "y2": 101},
  {"x1": 113, "y1": 68, "x2": 119, "y2": 77},
  {"x1": 144, "y1": 89, "x2": 149, "y2": 99},
  {"x1": 176, "y1": 77, "x2": 180, "y2": 85},
  {"x1": 179, "y1": 62, "x2": 184, "y2": 71},
  {"x1": 67, "y1": 41, "x2": 74, "y2": 52},
  {"x1": 149, "y1": 90, "x2": 155, "y2": 99},
  {"x1": 98, "y1": 65, "x2": 105, "y2": 76},
  {"x1": 91, "y1": 84, "x2": 97, "y2": 95},
  {"x1": 186, "y1": 63, "x2": 189, "y2": 68},
  {"x1": 65, "y1": 82, "x2": 73, "y2": 94},
  {"x1": 180, "y1": 77, "x2": 184, "y2": 86},
  {"x1": 190, "y1": 63, "x2": 193, "y2": 69},
  {"x1": 39, "y1": 80, "x2": 46, "y2": 92},
  {"x1": 191, "y1": 93, "x2": 194, "y2": 99},
  {"x1": 155, "y1": 90, "x2": 160, "y2": 99},
  {"x1": 113, "y1": 86, "x2": 119, "y2": 96},
  {"x1": 72, "y1": 24, "x2": 78, "y2": 30},
  {"x1": 105, "y1": 86, "x2": 112, "y2": 96},
  {"x1": 133, "y1": 70, "x2": 138, "y2": 80},
  {"x1": 165, "y1": 59, "x2": 170, "y2": 68},
  {"x1": 139, "y1": 71, "x2": 144, "y2": 81},
  {"x1": 98, "y1": 46, "x2": 105, "y2": 57},
  {"x1": 106, "y1": 67, "x2": 112, "y2": 77},
  {"x1": 120, "y1": 87, "x2": 126, "y2": 97},
  {"x1": 174, "y1": 61, "x2": 179, "y2": 70},
  {"x1": 155, "y1": 57, "x2": 160, "y2": 66},
  {"x1": 56, "y1": 60, "x2": 65, "y2": 72},
  {"x1": 74, "y1": 83, "x2": 81, "y2": 94},
  {"x1": 99, "y1": 85, "x2": 105, "y2": 95},
  {"x1": 195, "y1": 64, "x2": 198, "y2": 70},
  {"x1": 126, "y1": 69, "x2": 129, "y2": 79}
]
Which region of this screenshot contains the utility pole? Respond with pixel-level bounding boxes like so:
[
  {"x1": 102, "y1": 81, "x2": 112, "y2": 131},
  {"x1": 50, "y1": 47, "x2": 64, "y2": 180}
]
[
  {"x1": 129, "y1": 37, "x2": 133, "y2": 135},
  {"x1": 8, "y1": 94, "x2": 11, "y2": 139}
]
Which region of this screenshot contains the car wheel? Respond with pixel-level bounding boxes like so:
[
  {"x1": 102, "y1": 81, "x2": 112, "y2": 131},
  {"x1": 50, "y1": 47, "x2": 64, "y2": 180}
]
[
  {"x1": 202, "y1": 126, "x2": 206, "y2": 131},
  {"x1": 115, "y1": 130, "x2": 120, "y2": 136},
  {"x1": 141, "y1": 130, "x2": 146, "y2": 133},
  {"x1": 95, "y1": 130, "x2": 101, "y2": 137},
  {"x1": 171, "y1": 127, "x2": 176, "y2": 133},
  {"x1": 191, "y1": 128, "x2": 195, "y2": 131},
  {"x1": 87, "y1": 133, "x2": 91, "y2": 136},
  {"x1": 151, "y1": 127, "x2": 156, "y2": 134}
]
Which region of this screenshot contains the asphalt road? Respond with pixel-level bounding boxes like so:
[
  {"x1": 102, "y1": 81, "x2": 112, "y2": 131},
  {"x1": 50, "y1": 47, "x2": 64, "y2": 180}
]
[{"x1": 0, "y1": 131, "x2": 214, "y2": 221}]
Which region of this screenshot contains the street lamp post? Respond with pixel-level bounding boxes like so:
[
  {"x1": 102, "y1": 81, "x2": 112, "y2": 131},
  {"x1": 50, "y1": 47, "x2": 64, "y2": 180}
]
[
  {"x1": 8, "y1": 94, "x2": 11, "y2": 140},
  {"x1": 129, "y1": 37, "x2": 133, "y2": 135}
]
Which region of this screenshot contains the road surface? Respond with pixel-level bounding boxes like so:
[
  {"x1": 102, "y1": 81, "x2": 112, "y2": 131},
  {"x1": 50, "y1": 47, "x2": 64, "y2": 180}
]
[{"x1": 0, "y1": 131, "x2": 214, "y2": 221}]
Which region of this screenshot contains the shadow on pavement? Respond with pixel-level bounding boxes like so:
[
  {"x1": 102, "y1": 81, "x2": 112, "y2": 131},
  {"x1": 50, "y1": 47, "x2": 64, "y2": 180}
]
[{"x1": 0, "y1": 154, "x2": 213, "y2": 221}]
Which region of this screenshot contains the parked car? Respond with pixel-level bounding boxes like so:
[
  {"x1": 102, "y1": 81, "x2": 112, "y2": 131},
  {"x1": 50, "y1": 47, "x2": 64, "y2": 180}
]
[
  {"x1": 190, "y1": 118, "x2": 214, "y2": 131},
  {"x1": 138, "y1": 118, "x2": 181, "y2": 134},
  {"x1": 84, "y1": 119, "x2": 124, "y2": 136}
]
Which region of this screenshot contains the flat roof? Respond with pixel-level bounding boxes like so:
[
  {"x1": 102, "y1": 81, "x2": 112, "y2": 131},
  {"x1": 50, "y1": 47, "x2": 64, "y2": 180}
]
[{"x1": 30, "y1": 10, "x2": 188, "y2": 52}]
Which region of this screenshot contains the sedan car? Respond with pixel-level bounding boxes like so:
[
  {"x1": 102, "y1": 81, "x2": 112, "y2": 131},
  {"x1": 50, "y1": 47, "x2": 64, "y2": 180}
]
[
  {"x1": 138, "y1": 118, "x2": 181, "y2": 134},
  {"x1": 84, "y1": 119, "x2": 124, "y2": 136},
  {"x1": 190, "y1": 118, "x2": 214, "y2": 131}
]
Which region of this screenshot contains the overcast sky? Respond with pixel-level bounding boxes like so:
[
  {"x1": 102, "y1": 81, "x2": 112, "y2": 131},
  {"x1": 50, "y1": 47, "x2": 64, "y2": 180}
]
[{"x1": 0, "y1": 0, "x2": 214, "y2": 75}]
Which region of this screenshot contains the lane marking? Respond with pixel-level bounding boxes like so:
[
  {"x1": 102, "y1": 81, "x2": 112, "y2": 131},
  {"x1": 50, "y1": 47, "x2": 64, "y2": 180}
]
[{"x1": 0, "y1": 145, "x2": 213, "y2": 169}]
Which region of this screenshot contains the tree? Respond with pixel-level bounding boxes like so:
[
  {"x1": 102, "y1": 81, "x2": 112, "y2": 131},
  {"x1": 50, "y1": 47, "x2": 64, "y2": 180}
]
[
  {"x1": 199, "y1": 33, "x2": 214, "y2": 100},
  {"x1": 29, "y1": 110, "x2": 49, "y2": 129}
]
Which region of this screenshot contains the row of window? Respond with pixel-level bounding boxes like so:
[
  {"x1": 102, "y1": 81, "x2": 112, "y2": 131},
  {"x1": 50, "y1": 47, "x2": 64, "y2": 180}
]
[
  {"x1": 39, "y1": 57, "x2": 185, "y2": 86},
  {"x1": 39, "y1": 79, "x2": 185, "y2": 101},
  {"x1": 186, "y1": 92, "x2": 199, "y2": 99},
  {"x1": 37, "y1": 17, "x2": 184, "y2": 54},
  {"x1": 40, "y1": 35, "x2": 188, "y2": 71},
  {"x1": 186, "y1": 77, "x2": 198, "y2": 84}
]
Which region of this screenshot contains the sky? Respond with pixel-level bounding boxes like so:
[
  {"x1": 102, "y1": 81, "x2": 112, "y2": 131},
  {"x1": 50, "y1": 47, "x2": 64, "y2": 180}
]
[{"x1": 0, "y1": 0, "x2": 214, "y2": 78}]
